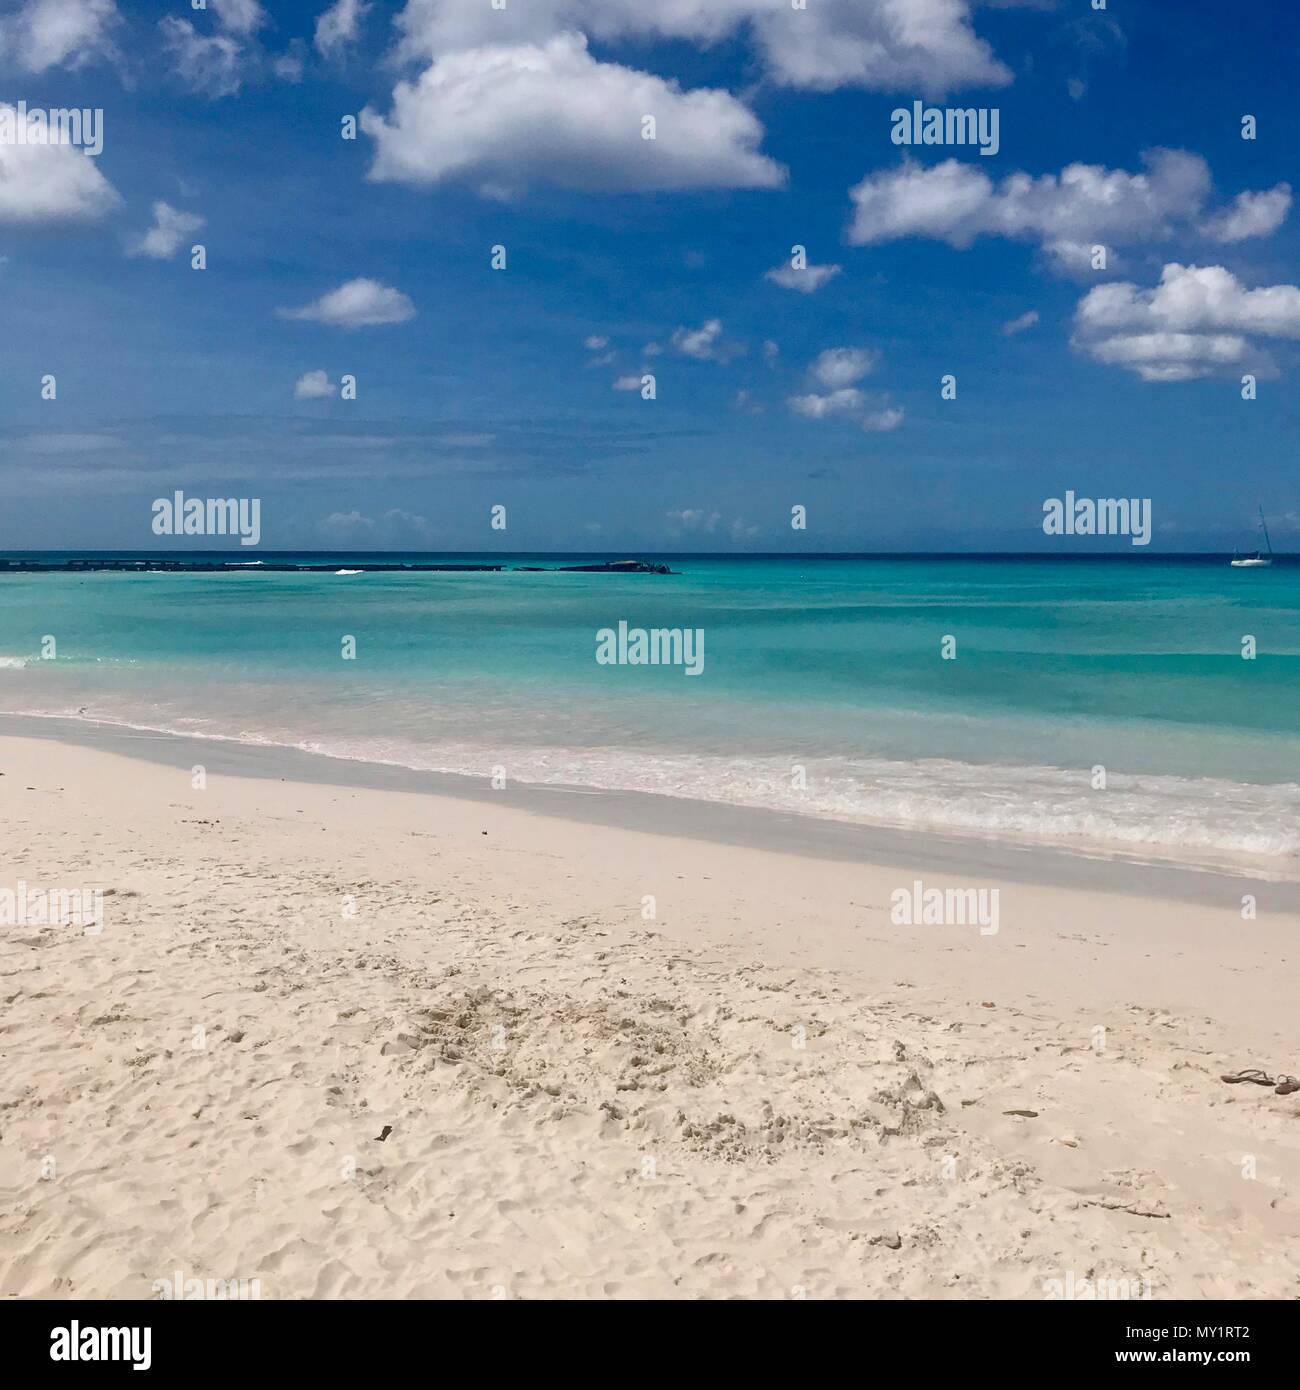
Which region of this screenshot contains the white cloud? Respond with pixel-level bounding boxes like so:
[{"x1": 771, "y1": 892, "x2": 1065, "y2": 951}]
[
  {"x1": 273, "y1": 42, "x2": 306, "y2": 83},
  {"x1": 790, "y1": 389, "x2": 903, "y2": 428},
  {"x1": 157, "y1": 0, "x2": 272, "y2": 95},
  {"x1": 788, "y1": 388, "x2": 864, "y2": 418},
  {"x1": 211, "y1": 0, "x2": 266, "y2": 37},
  {"x1": 159, "y1": 18, "x2": 243, "y2": 98},
  {"x1": 861, "y1": 406, "x2": 904, "y2": 432},
  {"x1": 0, "y1": 0, "x2": 119, "y2": 72},
  {"x1": 810, "y1": 346, "x2": 878, "y2": 389},
  {"x1": 1042, "y1": 238, "x2": 1115, "y2": 274},
  {"x1": 392, "y1": 0, "x2": 1011, "y2": 97},
  {"x1": 294, "y1": 370, "x2": 338, "y2": 399},
  {"x1": 584, "y1": 334, "x2": 609, "y2": 350},
  {"x1": 321, "y1": 507, "x2": 436, "y2": 542},
  {"x1": 279, "y1": 278, "x2": 416, "y2": 328},
  {"x1": 662, "y1": 508, "x2": 758, "y2": 542},
  {"x1": 765, "y1": 260, "x2": 842, "y2": 293},
  {"x1": 673, "y1": 319, "x2": 721, "y2": 359},
  {"x1": 1073, "y1": 262, "x2": 1300, "y2": 381},
  {"x1": 791, "y1": 347, "x2": 900, "y2": 428},
  {"x1": 315, "y1": 0, "x2": 370, "y2": 57},
  {"x1": 321, "y1": 509, "x2": 372, "y2": 534},
  {"x1": 1201, "y1": 185, "x2": 1292, "y2": 243},
  {"x1": 1081, "y1": 331, "x2": 1250, "y2": 382},
  {"x1": 1001, "y1": 309, "x2": 1039, "y2": 335},
  {"x1": 612, "y1": 373, "x2": 643, "y2": 391},
  {"x1": 127, "y1": 201, "x2": 204, "y2": 259},
  {"x1": 361, "y1": 33, "x2": 785, "y2": 197},
  {"x1": 847, "y1": 150, "x2": 1288, "y2": 266},
  {"x1": 671, "y1": 318, "x2": 744, "y2": 362},
  {"x1": 0, "y1": 103, "x2": 119, "y2": 224}
]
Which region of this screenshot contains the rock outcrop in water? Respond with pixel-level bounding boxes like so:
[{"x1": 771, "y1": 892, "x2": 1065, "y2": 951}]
[{"x1": 0, "y1": 558, "x2": 677, "y2": 576}]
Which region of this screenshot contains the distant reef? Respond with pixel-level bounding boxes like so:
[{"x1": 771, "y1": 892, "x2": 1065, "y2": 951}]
[{"x1": 0, "y1": 558, "x2": 678, "y2": 576}]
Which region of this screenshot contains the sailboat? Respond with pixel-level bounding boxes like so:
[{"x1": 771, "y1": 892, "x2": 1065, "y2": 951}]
[{"x1": 1230, "y1": 507, "x2": 1274, "y2": 567}]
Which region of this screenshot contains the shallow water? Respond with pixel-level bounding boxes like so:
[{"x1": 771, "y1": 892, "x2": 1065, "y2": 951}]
[{"x1": 2, "y1": 553, "x2": 1297, "y2": 868}]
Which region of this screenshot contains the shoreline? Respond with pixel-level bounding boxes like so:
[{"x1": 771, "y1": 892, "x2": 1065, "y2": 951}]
[
  {"x1": 3, "y1": 711, "x2": 1298, "y2": 909},
  {"x1": 3, "y1": 729, "x2": 1299, "y2": 1297}
]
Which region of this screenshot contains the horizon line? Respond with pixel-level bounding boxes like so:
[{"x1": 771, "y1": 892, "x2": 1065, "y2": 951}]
[{"x1": 2, "y1": 549, "x2": 1294, "y2": 561}]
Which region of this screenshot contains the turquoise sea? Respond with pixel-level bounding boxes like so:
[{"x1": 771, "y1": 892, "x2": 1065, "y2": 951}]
[{"x1": 2, "y1": 554, "x2": 1298, "y2": 871}]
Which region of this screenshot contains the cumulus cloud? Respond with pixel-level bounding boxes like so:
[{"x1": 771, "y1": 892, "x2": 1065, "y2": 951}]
[
  {"x1": 788, "y1": 388, "x2": 865, "y2": 419},
  {"x1": 789, "y1": 346, "x2": 901, "y2": 429},
  {"x1": 1001, "y1": 309, "x2": 1039, "y2": 336},
  {"x1": 1073, "y1": 262, "x2": 1300, "y2": 381},
  {"x1": 127, "y1": 201, "x2": 204, "y2": 259},
  {"x1": 809, "y1": 346, "x2": 878, "y2": 389},
  {"x1": 663, "y1": 507, "x2": 760, "y2": 542},
  {"x1": 673, "y1": 319, "x2": 722, "y2": 360},
  {"x1": 847, "y1": 150, "x2": 1289, "y2": 268},
  {"x1": 158, "y1": 0, "x2": 281, "y2": 95},
  {"x1": 584, "y1": 332, "x2": 613, "y2": 365},
  {"x1": 294, "y1": 370, "x2": 338, "y2": 399},
  {"x1": 765, "y1": 260, "x2": 842, "y2": 293},
  {"x1": 315, "y1": 0, "x2": 370, "y2": 57},
  {"x1": 671, "y1": 318, "x2": 744, "y2": 362},
  {"x1": 210, "y1": 0, "x2": 266, "y2": 37},
  {"x1": 0, "y1": 0, "x2": 119, "y2": 72},
  {"x1": 392, "y1": 0, "x2": 1011, "y2": 97},
  {"x1": 789, "y1": 390, "x2": 903, "y2": 432},
  {"x1": 1201, "y1": 185, "x2": 1292, "y2": 244},
  {"x1": 612, "y1": 373, "x2": 644, "y2": 391},
  {"x1": 860, "y1": 406, "x2": 905, "y2": 432},
  {"x1": 667, "y1": 508, "x2": 722, "y2": 532},
  {"x1": 320, "y1": 507, "x2": 436, "y2": 543},
  {"x1": 0, "y1": 104, "x2": 119, "y2": 223},
  {"x1": 159, "y1": 18, "x2": 243, "y2": 97},
  {"x1": 279, "y1": 278, "x2": 416, "y2": 328},
  {"x1": 361, "y1": 33, "x2": 785, "y2": 197},
  {"x1": 668, "y1": 509, "x2": 752, "y2": 540}
]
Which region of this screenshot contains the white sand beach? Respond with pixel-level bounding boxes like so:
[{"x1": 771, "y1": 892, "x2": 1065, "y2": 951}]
[{"x1": 2, "y1": 728, "x2": 1298, "y2": 1300}]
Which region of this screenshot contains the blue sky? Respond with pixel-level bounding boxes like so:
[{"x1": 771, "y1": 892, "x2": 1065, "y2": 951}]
[{"x1": 1, "y1": 0, "x2": 1297, "y2": 551}]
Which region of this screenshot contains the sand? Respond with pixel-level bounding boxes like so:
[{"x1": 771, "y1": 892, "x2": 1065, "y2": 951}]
[{"x1": 1, "y1": 729, "x2": 1298, "y2": 1299}]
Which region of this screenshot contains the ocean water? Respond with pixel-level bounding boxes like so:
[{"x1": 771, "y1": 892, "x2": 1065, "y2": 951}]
[{"x1": 2, "y1": 553, "x2": 1298, "y2": 872}]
